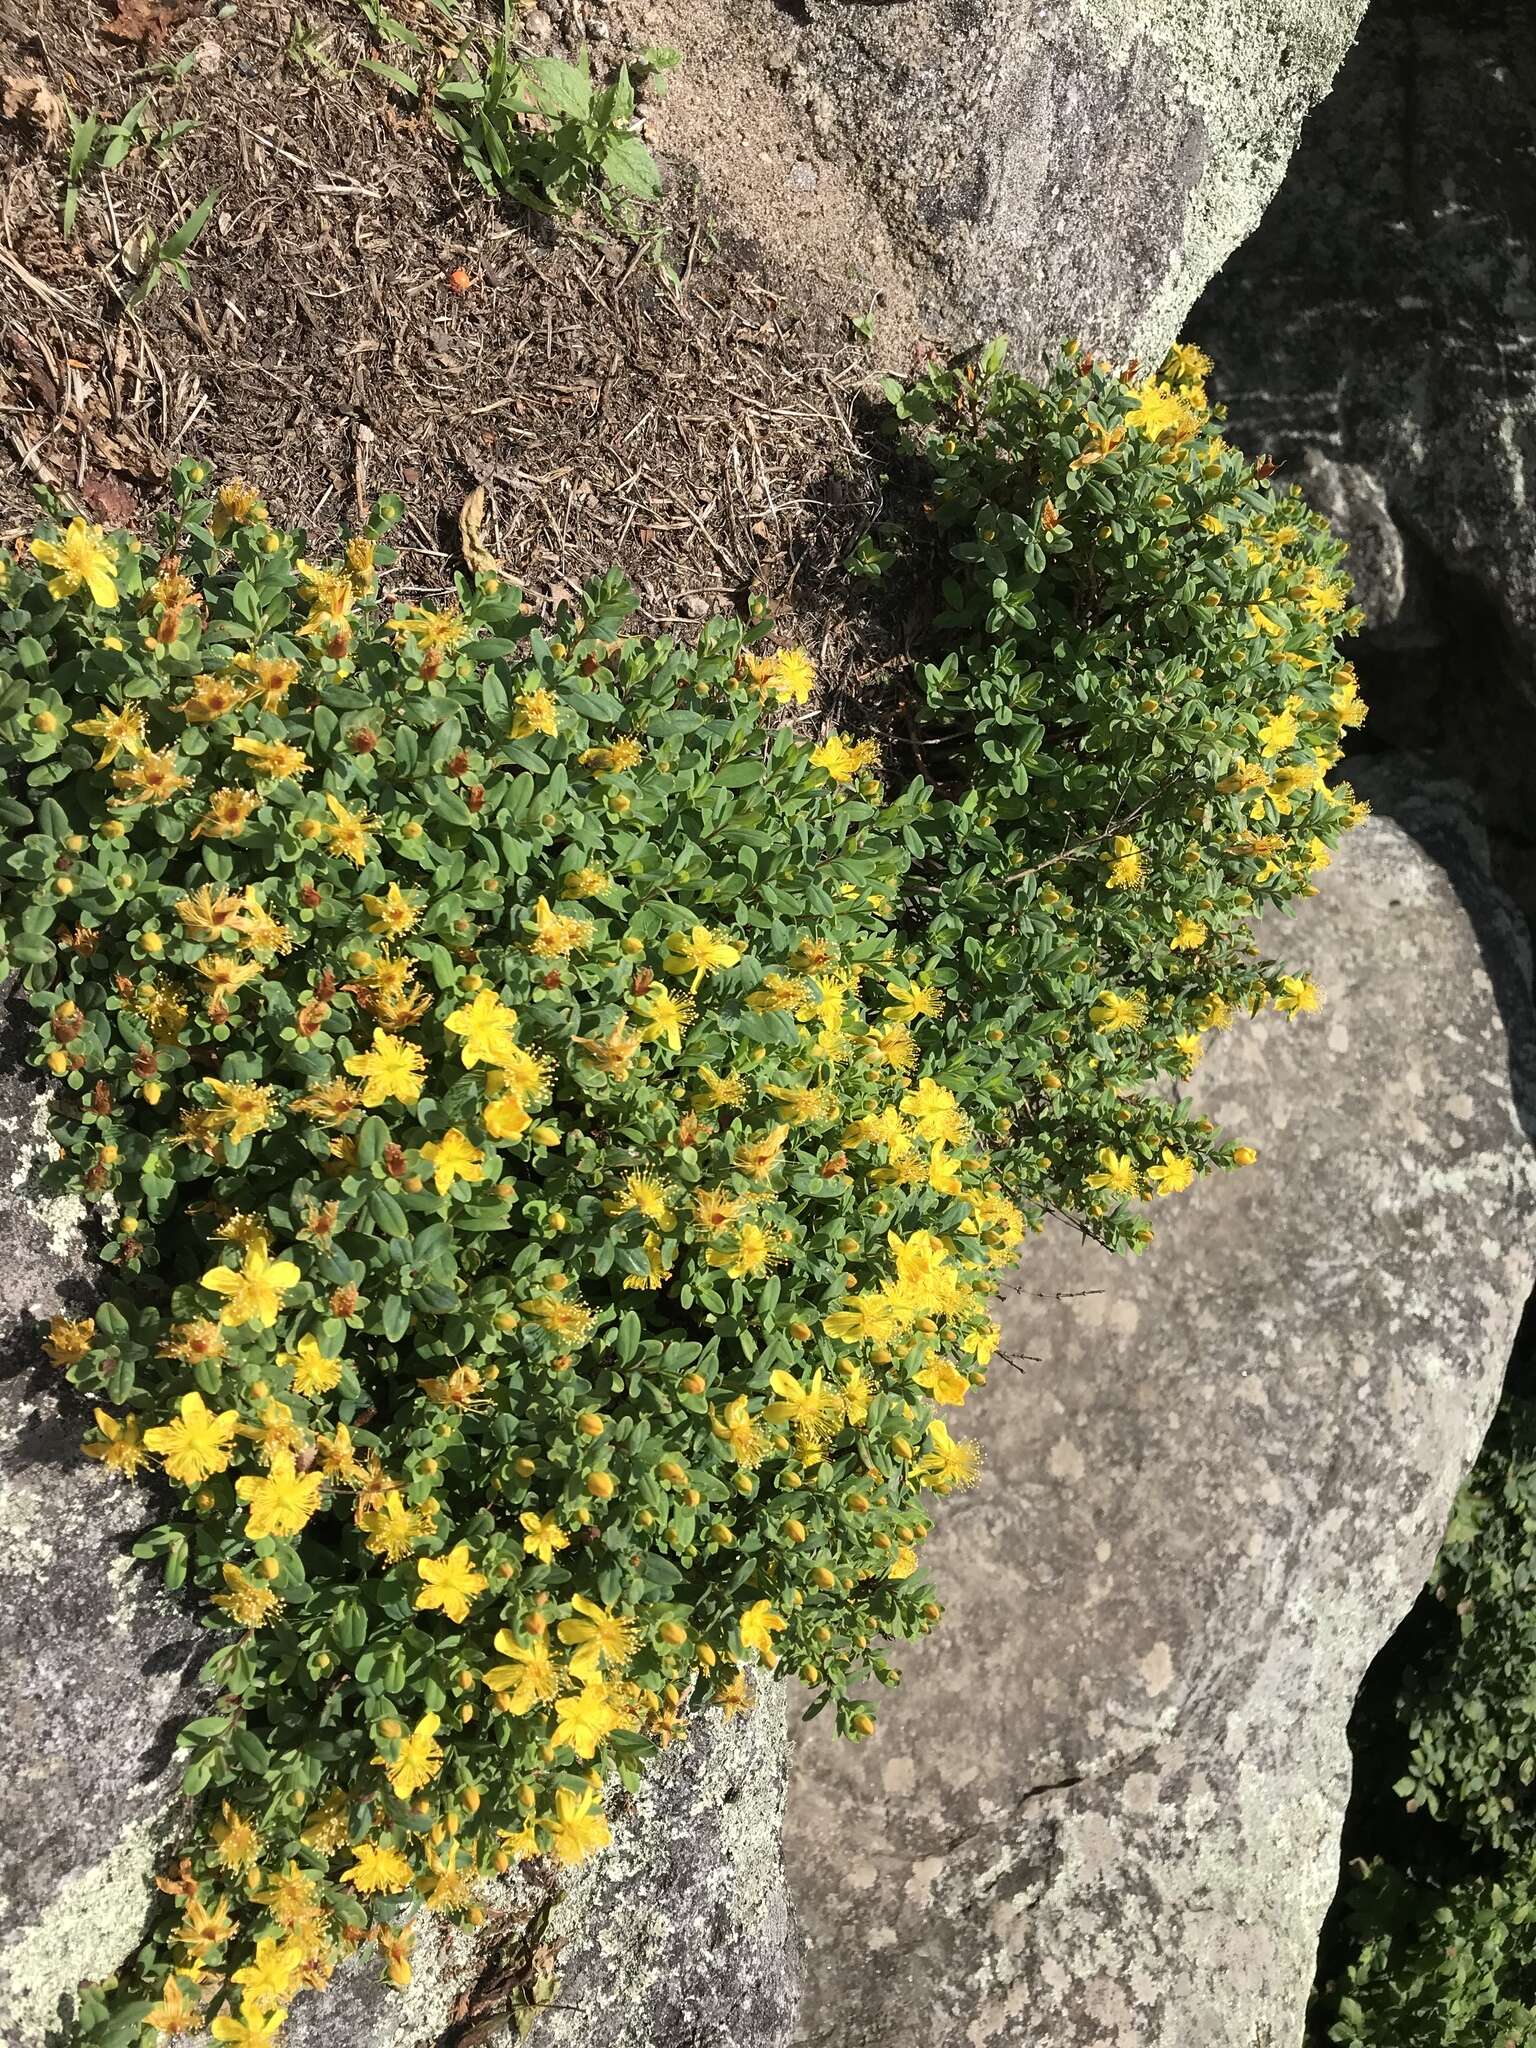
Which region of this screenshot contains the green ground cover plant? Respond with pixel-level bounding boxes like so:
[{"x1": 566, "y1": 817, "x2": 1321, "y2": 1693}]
[
  {"x1": 0, "y1": 340, "x2": 1363, "y2": 2044},
  {"x1": 1318, "y1": 1399, "x2": 1536, "y2": 2046}
]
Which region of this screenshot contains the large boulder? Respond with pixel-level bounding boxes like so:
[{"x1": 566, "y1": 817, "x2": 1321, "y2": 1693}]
[
  {"x1": 784, "y1": 787, "x2": 1536, "y2": 2048},
  {"x1": 641, "y1": 0, "x2": 1369, "y2": 360},
  {"x1": 0, "y1": 1033, "x2": 203, "y2": 2045},
  {"x1": 0, "y1": 1027, "x2": 800, "y2": 2048},
  {"x1": 1190, "y1": 0, "x2": 1536, "y2": 673}
]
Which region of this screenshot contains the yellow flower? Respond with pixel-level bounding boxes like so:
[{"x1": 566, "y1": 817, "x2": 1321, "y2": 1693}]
[
  {"x1": 1257, "y1": 703, "x2": 1300, "y2": 757},
  {"x1": 1169, "y1": 915, "x2": 1208, "y2": 952},
  {"x1": 278, "y1": 1332, "x2": 343, "y2": 1397},
  {"x1": 211, "y1": 1802, "x2": 264, "y2": 1873},
  {"x1": 920, "y1": 1418, "x2": 981, "y2": 1492},
  {"x1": 291, "y1": 1077, "x2": 364, "y2": 1126},
  {"x1": 210, "y1": 2000, "x2": 286, "y2": 2046},
  {"x1": 519, "y1": 1511, "x2": 570, "y2": 1564},
  {"x1": 381, "y1": 1712, "x2": 444, "y2": 1797},
  {"x1": 608, "y1": 1171, "x2": 676, "y2": 1229},
  {"x1": 30, "y1": 517, "x2": 119, "y2": 606},
  {"x1": 82, "y1": 1406, "x2": 150, "y2": 1478},
  {"x1": 524, "y1": 1292, "x2": 597, "y2": 1345},
  {"x1": 385, "y1": 605, "x2": 468, "y2": 656},
  {"x1": 236, "y1": 1450, "x2": 324, "y2": 1540},
  {"x1": 1275, "y1": 973, "x2": 1322, "y2": 1018},
  {"x1": 571, "y1": 1016, "x2": 642, "y2": 1080},
  {"x1": 204, "y1": 1079, "x2": 278, "y2": 1145},
  {"x1": 663, "y1": 924, "x2": 743, "y2": 989},
  {"x1": 579, "y1": 735, "x2": 643, "y2": 775},
  {"x1": 809, "y1": 734, "x2": 878, "y2": 784},
  {"x1": 200, "y1": 1237, "x2": 301, "y2": 1328},
  {"x1": 210, "y1": 478, "x2": 268, "y2": 536},
  {"x1": 143, "y1": 1390, "x2": 240, "y2": 1485},
  {"x1": 361, "y1": 882, "x2": 421, "y2": 935},
  {"x1": 901, "y1": 1077, "x2": 965, "y2": 1144},
  {"x1": 1160, "y1": 340, "x2": 1212, "y2": 394},
  {"x1": 231, "y1": 735, "x2": 309, "y2": 782},
  {"x1": 343, "y1": 1840, "x2": 414, "y2": 1895},
  {"x1": 747, "y1": 646, "x2": 816, "y2": 706},
  {"x1": 511, "y1": 686, "x2": 559, "y2": 738},
  {"x1": 882, "y1": 979, "x2": 943, "y2": 1024},
  {"x1": 765, "y1": 1367, "x2": 842, "y2": 1455},
  {"x1": 824, "y1": 1293, "x2": 898, "y2": 1344},
  {"x1": 1090, "y1": 989, "x2": 1146, "y2": 1033},
  {"x1": 1102, "y1": 835, "x2": 1144, "y2": 889},
  {"x1": 1125, "y1": 379, "x2": 1201, "y2": 442},
  {"x1": 44, "y1": 1313, "x2": 95, "y2": 1366},
  {"x1": 193, "y1": 786, "x2": 260, "y2": 839},
  {"x1": 529, "y1": 896, "x2": 592, "y2": 957},
  {"x1": 562, "y1": 863, "x2": 612, "y2": 899},
  {"x1": 713, "y1": 1394, "x2": 769, "y2": 1468},
  {"x1": 415, "y1": 1542, "x2": 488, "y2": 1623},
  {"x1": 420, "y1": 1127, "x2": 486, "y2": 1195},
  {"x1": 732, "y1": 1125, "x2": 788, "y2": 1182},
  {"x1": 632, "y1": 986, "x2": 694, "y2": 1050},
  {"x1": 73, "y1": 701, "x2": 146, "y2": 765},
  {"x1": 143, "y1": 1971, "x2": 200, "y2": 2037},
  {"x1": 445, "y1": 988, "x2": 521, "y2": 1068},
  {"x1": 558, "y1": 1594, "x2": 639, "y2": 1679},
  {"x1": 545, "y1": 1785, "x2": 612, "y2": 1864},
  {"x1": 1086, "y1": 1147, "x2": 1138, "y2": 1197},
  {"x1": 231, "y1": 1934, "x2": 305, "y2": 2008},
  {"x1": 738, "y1": 1598, "x2": 787, "y2": 1662},
  {"x1": 691, "y1": 1066, "x2": 747, "y2": 1111},
  {"x1": 484, "y1": 1627, "x2": 561, "y2": 1711},
  {"x1": 212, "y1": 1562, "x2": 284, "y2": 1628},
  {"x1": 484, "y1": 1090, "x2": 531, "y2": 1141},
  {"x1": 112, "y1": 748, "x2": 194, "y2": 807},
  {"x1": 1146, "y1": 1148, "x2": 1196, "y2": 1197},
  {"x1": 552, "y1": 1679, "x2": 631, "y2": 1759},
  {"x1": 322, "y1": 790, "x2": 373, "y2": 864},
  {"x1": 344, "y1": 1028, "x2": 425, "y2": 1107},
  {"x1": 913, "y1": 1357, "x2": 971, "y2": 1405},
  {"x1": 706, "y1": 1221, "x2": 781, "y2": 1278}
]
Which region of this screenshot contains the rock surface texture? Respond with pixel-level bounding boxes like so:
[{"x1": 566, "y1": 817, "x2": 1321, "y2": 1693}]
[
  {"x1": 643, "y1": 0, "x2": 1368, "y2": 360},
  {"x1": 0, "y1": 1029, "x2": 799, "y2": 2048},
  {"x1": 784, "y1": 794, "x2": 1536, "y2": 2048},
  {"x1": 0, "y1": 1035, "x2": 203, "y2": 2047},
  {"x1": 1192, "y1": 0, "x2": 1536, "y2": 666},
  {"x1": 281, "y1": 1692, "x2": 797, "y2": 2048},
  {"x1": 1191, "y1": 0, "x2": 1536, "y2": 914}
]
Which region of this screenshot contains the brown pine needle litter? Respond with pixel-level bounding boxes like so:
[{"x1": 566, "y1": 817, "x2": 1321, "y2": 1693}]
[{"x1": 0, "y1": 0, "x2": 934, "y2": 675}]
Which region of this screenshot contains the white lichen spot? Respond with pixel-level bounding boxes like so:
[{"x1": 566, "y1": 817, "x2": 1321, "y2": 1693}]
[
  {"x1": 1138, "y1": 1640, "x2": 1174, "y2": 1697},
  {"x1": 1048, "y1": 1438, "x2": 1086, "y2": 1484}
]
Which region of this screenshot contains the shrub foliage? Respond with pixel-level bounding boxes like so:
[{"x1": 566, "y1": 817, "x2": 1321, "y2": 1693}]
[
  {"x1": 0, "y1": 340, "x2": 1362, "y2": 2045},
  {"x1": 1321, "y1": 1401, "x2": 1536, "y2": 2045}
]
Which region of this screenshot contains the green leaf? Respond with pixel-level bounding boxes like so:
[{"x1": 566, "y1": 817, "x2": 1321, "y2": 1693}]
[
  {"x1": 600, "y1": 132, "x2": 661, "y2": 202},
  {"x1": 368, "y1": 1185, "x2": 410, "y2": 1237},
  {"x1": 525, "y1": 53, "x2": 591, "y2": 119}
]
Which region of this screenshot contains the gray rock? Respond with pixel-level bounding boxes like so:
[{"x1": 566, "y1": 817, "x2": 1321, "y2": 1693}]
[
  {"x1": 281, "y1": 1691, "x2": 798, "y2": 2048},
  {"x1": 0, "y1": 1026, "x2": 201, "y2": 2047},
  {"x1": 1191, "y1": 0, "x2": 1536, "y2": 680},
  {"x1": 1292, "y1": 451, "x2": 1409, "y2": 636},
  {"x1": 773, "y1": 0, "x2": 1368, "y2": 358},
  {"x1": 784, "y1": 798, "x2": 1536, "y2": 2048}
]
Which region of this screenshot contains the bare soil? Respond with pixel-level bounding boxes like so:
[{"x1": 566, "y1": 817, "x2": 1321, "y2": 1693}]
[{"x1": 0, "y1": 0, "x2": 933, "y2": 669}]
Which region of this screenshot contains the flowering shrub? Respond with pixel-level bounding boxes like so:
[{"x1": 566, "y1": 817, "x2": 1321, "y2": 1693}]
[
  {"x1": 859, "y1": 339, "x2": 1367, "y2": 1246},
  {"x1": 0, "y1": 339, "x2": 1362, "y2": 2046}
]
